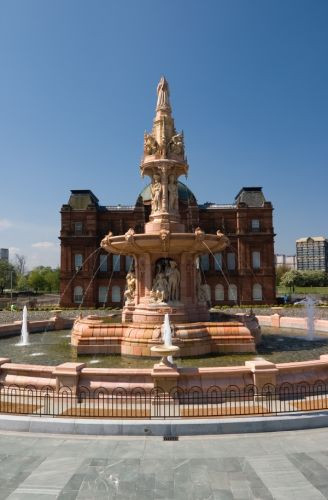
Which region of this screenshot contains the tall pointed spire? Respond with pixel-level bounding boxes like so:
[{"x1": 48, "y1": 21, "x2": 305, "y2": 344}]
[{"x1": 140, "y1": 78, "x2": 189, "y2": 233}]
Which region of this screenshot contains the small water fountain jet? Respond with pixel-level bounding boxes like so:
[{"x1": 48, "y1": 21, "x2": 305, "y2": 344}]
[
  {"x1": 305, "y1": 296, "x2": 316, "y2": 341},
  {"x1": 151, "y1": 314, "x2": 180, "y2": 366},
  {"x1": 17, "y1": 305, "x2": 29, "y2": 346}
]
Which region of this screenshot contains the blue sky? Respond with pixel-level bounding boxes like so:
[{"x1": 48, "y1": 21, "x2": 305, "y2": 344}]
[{"x1": 0, "y1": 0, "x2": 327, "y2": 269}]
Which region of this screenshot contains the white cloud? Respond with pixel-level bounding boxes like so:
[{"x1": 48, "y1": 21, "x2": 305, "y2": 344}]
[
  {"x1": 31, "y1": 241, "x2": 55, "y2": 249},
  {"x1": 0, "y1": 218, "x2": 12, "y2": 230}
]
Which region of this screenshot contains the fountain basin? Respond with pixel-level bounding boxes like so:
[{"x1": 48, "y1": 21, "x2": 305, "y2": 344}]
[{"x1": 71, "y1": 315, "x2": 259, "y2": 356}]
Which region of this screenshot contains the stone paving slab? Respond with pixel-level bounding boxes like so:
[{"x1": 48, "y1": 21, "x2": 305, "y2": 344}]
[{"x1": 0, "y1": 429, "x2": 328, "y2": 498}]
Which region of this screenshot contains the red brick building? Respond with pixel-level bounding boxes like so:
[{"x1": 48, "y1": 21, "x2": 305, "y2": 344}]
[{"x1": 60, "y1": 184, "x2": 275, "y2": 307}]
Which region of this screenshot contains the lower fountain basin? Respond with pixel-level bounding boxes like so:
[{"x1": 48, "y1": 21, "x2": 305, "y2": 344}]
[{"x1": 71, "y1": 314, "x2": 260, "y2": 356}]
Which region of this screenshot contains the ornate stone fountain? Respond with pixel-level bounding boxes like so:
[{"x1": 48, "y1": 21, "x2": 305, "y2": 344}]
[{"x1": 71, "y1": 77, "x2": 260, "y2": 356}]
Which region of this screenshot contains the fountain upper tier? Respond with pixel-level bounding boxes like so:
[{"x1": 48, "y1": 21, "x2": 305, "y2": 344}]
[{"x1": 101, "y1": 227, "x2": 229, "y2": 256}]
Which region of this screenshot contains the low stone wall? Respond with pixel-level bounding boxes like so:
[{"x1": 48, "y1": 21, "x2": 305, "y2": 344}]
[
  {"x1": 1, "y1": 355, "x2": 328, "y2": 394},
  {"x1": 256, "y1": 314, "x2": 328, "y2": 332},
  {"x1": 0, "y1": 316, "x2": 74, "y2": 339}
]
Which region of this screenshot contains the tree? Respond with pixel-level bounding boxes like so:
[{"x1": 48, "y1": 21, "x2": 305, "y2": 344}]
[
  {"x1": 280, "y1": 270, "x2": 299, "y2": 292},
  {"x1": 275, "y1": 265, "x2": 290, "y2": 285},
  {"x1": 17, "y1": 274, "x2": 29, "y2": 291},
  {"x1": 14, "y1": 254, "x2": 26, "y2": 276},
  {"x1": 27, "y1": 267, "x2": 47, "y2": 293},
  {"x1": 27, "y1": 266, "x2": 60, "y2": 293},
  {"x1": 0, "y1": 260, "x2": 17, "y2": 295}
]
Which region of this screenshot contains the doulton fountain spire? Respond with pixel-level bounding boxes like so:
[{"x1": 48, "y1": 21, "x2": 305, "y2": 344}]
[{"x1": 141, "y1": 77, "x2": 188, "y2": 233}]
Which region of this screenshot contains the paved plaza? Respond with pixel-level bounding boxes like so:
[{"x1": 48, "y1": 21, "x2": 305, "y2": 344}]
[{"x1": 0, "y1": 428, "x2": 328, "y2": 499}]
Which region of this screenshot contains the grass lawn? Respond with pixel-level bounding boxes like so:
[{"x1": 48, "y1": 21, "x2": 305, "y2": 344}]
[{"x1": 277, "y1": 286, "x2": 328, "y2": 295}]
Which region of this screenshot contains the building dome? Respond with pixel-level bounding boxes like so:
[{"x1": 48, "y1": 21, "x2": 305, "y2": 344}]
[{"x1": 137, "y1": 181, "x2": 197, "y2": 205}]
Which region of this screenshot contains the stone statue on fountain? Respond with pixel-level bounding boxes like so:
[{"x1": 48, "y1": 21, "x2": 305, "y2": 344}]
[
  {"x1": 168, "y1": 174, "x2": 179, "y2": 213},
  {"x1": 150, "y1": 173, "x2": 162, "y2": 213},
  {"x1": 166, "y1": 260, "x2": 180, "y2": 302},
  {"x1": 124, "y1": 271, "x2": 136, "y2": 305}
]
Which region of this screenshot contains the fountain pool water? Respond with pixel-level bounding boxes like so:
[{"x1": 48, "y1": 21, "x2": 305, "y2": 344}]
[
  {"x1": 16, "y1": 305, "x2": 29, "y2": 346},
  {"x1": 3, "y1": 325, "x2": 328, "y2": 368}
]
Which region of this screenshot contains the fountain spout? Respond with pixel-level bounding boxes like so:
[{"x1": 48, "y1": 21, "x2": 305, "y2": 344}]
[
  {"x1": 305, "y1": 296, "x2": 315, "y2": 341},
  {"x1": 151, "y1": 313, "x2": 179, "y2": 366},
  {"x1": 163, "y1": 313, "x2": 172, "y2": 347},
  {"x1": 17, "y1": 305, "x2": 29, "y2": 346}
]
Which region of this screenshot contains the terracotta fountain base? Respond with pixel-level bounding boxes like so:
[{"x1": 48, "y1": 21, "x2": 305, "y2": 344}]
[{"x1": 71, "y1": 314, "x2": 260, "y2": 356}]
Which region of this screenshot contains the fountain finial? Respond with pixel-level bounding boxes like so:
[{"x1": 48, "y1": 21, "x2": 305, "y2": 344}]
[{"x1": 156, "y1": 76, "x2": 171, "y2": 112}]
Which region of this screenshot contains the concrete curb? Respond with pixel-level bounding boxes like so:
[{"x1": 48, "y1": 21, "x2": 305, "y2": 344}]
[{"x1": 0, "y1": 412, "x2": 327, "y2": 436}]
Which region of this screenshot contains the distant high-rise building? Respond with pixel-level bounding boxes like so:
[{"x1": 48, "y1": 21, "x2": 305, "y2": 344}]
[
  {"x1": 0, "y1": 248, "x2": 9, "y2": 261},
  {"x1": 275, "y1": 254, "x2": 296, "y2": 270},
  {"x1": 296, "y1": 237, "x2": 328, "y2": 271}
]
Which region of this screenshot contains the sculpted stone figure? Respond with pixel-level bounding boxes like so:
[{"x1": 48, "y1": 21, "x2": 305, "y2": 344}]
[
  {"x1": 124, "y1": 271, "x2": 136, "y2": 305},
  {"x1": 144, "y1": 133, "x2": 158, "y2": 155},
  {"x1": 168, "y1": 174, "x2": 179, "y2": 212},
  {"x1": 150, "y1": 271, "x2": 168, "y2": 304},
  {"x1": 156, "y1": 76, "x2": 170, "y2": 110},
  {"x1": 166, "y1": 260, "x2": 180, "y2": 302},
  {"x1": 169, "y1": 133, "x2": 184, "y2": 155},
  {"x1": 151, "y1": 173, "x2": 162, "y2": 213}
]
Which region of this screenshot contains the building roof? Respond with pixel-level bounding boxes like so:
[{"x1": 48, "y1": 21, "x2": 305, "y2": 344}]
[
  {"x1": 234, "y1": 187, "x2": 266, "y2": 207},
  {"x1": 68, "y1": 190, "x2": 99, "y2": 209},
  {"x1": 296, "y1": 236, "x2": 327, "y2": 243},
  {"x1": 138, "y1": 181, "x2": 197, "y2": 204}
]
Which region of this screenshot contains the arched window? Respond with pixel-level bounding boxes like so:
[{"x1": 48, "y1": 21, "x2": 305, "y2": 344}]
[
  {"x1": 111, "y1": 285, "x2": 121, "y2": 303},
  {"x1": 228, "y1": 284, "x2": 237, "y2": 301},
  {"x1": 214, "y1": 253, "x2": 222, "y2": 271},
  {"x1": 215, "y1": 284, "x2": 224, "y2": 301},
  {"x1": 98, "y1": 286, "x2": 108, "y2": 304},
  {"x1": 200, "y1": 254, "x2": 210, "y2": 271},
  {"x1": 253, "y1": 283, "x2": 262, "y2": 301},
  {"x1": 74, "y1": 254, "x2": 83, "y2": 271},
  {"x1": 252, "y1": 251, "x2": 261, "y2": 269},
  {"x1": 73, "y1": 286, "x2": 83, "y2": 304}
]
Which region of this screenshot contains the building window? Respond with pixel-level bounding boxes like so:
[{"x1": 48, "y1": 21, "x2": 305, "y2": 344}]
[
  {"x1": 227, "y1": 252, "x2": 236, "y2": 270},
  {"x1": 113, "y1": 255, "x2": 121, "y2": 271},
  {"x1": 99, "y1": 254, "x2": 108, "y2": 272},
  {"x1": 253, "y1": 283, "x2": 262, "y2": 301},
  {"x1": 252, "y1": 251, "x2": 261, "y2": 269},
  {"x1": 73, "y1": 286, "x2": 83, "y2": 304},
  {"x1": 251, "y1": 219, "x2": 260, "y2": 231},
  {"x1": 98, "y1": 286, "x2": 108, "y2": 304},
  {"x1": 200, "y1": 254, "x2": 210, "y2": 271},
  {"x1": 228, "y1": 284, "x2": 237, "y2": 301},
  {"x1": 215, "y1": 284, "x2": 224, "y2": 301},
  {"x1": 214, "y1": 253, "x2": 222, "y2": 271},
  {"x1": 111, "y1": 285, "x2": 121, "y2": 303},
  {"x1": 74, "y1": 222, "x2": 83, "y2": 234},
  {"x1": 74, "y1": 254, "x2": 83, "y2": 271},
  {"x1": 125, "y1": 255, "x2": 133, "y2": 272}
]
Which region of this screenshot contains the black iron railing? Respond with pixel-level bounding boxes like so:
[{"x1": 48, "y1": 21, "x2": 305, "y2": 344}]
[{"x1": 1, "y1": 382, "x2": 328, "y2": 419}]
